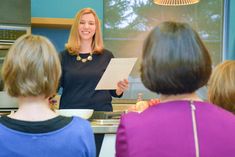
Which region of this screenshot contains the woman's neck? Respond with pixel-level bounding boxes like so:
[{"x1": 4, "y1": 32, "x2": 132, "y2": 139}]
[
  {"x1": 8, "y1": 95, "x2": 57, "y2": 121},
  {"x1": 79, "y1": 39, "x2": 92, "y2": 54},
  {"x1": 160, "y1": 92, "x2": 202, "y2": 103}
]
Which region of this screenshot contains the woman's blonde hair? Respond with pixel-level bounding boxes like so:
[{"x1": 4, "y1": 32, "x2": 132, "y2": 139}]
[
  {"x1": 66, "y1": 8, "x2": 103, "y2": 55},
  {"x1": 2, "y1": 34, "x2": 61, "y2": 98},
  {"x1": 208, "y1": 60, "x2": 235, "y2": 113}
]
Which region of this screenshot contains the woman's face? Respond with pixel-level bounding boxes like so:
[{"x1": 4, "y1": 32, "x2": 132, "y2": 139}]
[{"x1": 78, "y1": 13, "x2": 96, "y2": 41}]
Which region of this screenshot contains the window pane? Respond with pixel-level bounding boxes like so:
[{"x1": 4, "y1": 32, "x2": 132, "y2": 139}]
[{"x1": 104, "y1": 0, "x2": 224, "y2": 100}]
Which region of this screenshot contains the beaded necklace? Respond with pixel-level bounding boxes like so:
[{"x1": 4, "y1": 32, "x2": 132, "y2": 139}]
[{"x1": 76, "y1": 52, "x2": 93, "y2": 63}]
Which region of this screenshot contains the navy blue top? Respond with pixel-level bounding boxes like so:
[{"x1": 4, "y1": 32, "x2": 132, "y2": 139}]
[{"x1": 59, "y1": 49, "x2": 122, "y2": 111}]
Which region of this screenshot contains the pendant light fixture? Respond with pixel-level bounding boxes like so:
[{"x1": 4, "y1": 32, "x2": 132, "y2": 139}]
[{"x1": 154, "y1": 0, "x2": 200, "y2": 6}]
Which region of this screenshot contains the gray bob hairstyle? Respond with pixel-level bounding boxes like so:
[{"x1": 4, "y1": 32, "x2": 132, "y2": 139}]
[{"x1": 2, "y1": 34, "x2": 61, "y2": 98}]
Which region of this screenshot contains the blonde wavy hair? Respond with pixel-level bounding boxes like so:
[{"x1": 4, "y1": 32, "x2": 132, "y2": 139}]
[
  {"x1": 208, "y1": 60, "x2": 235, "y2": 113},
  {"x1": 66, "y1": 8, "x2": 103, "y2": 55},
  {"x1": 2, "y1": 34, "x2": 61, "y2": 98}
]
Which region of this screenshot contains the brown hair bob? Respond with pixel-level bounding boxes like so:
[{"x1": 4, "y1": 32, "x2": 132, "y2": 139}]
[{"x1": 141, "y1": 21, "x2": 212, "y2": 95}]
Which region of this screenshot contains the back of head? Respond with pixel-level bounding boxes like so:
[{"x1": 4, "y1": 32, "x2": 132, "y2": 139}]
[
  {"x1": 208, "y1": 60, "x2": 235, "y2": 112},
  {"x1": 2, "y1": 34, "x2": 61, "y2": 98},
  {"x1": 141, "y1": 21, "x2": 212, "y2": 95}
]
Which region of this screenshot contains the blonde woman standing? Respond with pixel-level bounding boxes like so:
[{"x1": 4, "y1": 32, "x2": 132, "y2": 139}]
[
  {"x1": 59, "y1": 8, "x2": 128, "y2": 111},
  {"x1": 60, "y1": 8, "x2": 128, "y2": 111},
  {"x1": 59, "y1": 8, "x2": 129, "y2": 156}
]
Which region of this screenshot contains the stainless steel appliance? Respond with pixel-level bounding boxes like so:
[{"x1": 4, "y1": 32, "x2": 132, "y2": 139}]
[
  {"x1": 0, "y1": 0, "x2": 31, "y2": 110},
  {"x1": 0, "y1": 91, "x2": 17, "y2": 110},
  {"x1": 0, "y1": 25, "x2": 31, "y2": 91},
  {"x1": 0, "y1": 0, "x2": 31, "y2": 91}
]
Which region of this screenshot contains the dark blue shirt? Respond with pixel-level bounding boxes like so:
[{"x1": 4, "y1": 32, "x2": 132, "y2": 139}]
[{"x1": 59, "y1": 49, "x2": 121, "y2": 111}]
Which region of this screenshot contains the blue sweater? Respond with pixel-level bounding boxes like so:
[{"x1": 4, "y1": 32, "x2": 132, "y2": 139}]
[{"x1": 0, "y1": 116, "x2": 96, "y2": 157}]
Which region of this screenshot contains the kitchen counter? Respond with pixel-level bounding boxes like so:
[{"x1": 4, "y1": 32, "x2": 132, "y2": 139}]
[
  {"x1": 90, "y1": 119, "x2": 119, "y2": 134},
  {"x1": 90, "y1": 119, "x2": 120, "y2": 157},
  {"x1": 91, "y1": 124, "x2": 118, "y2": 134},
  {"x1": 90, "y1": 119, "x2": 119, "y2": 157}
]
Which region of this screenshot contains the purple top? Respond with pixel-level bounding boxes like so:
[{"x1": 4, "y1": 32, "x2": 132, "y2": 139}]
[{"x1": 116, "y1": 100, "x2": 235, "y2": 157}]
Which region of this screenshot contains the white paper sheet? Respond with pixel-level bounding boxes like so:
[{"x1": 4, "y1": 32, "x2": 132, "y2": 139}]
[{"x1": 95, "y1": 58, "x2": 137, "y2": 90}]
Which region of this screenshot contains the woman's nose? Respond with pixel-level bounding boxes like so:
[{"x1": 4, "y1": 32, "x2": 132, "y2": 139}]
[{"x1": 84, "y1": 23, "x2": 89, "y2": 28}]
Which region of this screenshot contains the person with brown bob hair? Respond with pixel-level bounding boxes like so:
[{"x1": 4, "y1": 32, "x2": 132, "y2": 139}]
[
  {"x1": 115, "y1": 21, "x2": 235, "y2": 157},
  {"x1": 0, "y1": 35, "x2": 95, "y2": 157},
  {"x1": 59, "y1": 8, "x2": 129, "y2": 156},
  {"x1": 141, "y1": 22, "x2": 211, "y2": 95},
  {"x1": 208, "y1": 60, "x2": 235, "y2": 113}
]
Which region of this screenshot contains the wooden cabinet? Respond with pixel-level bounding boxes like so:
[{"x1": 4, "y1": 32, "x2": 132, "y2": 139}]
[{"x1": 31, "y1": 17, "x2": 74, "y2": 29}]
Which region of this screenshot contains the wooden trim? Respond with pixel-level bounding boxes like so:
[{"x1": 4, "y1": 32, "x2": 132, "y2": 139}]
[{"x1": 31, "y1": 17, "x2": 74, "y2": 29}]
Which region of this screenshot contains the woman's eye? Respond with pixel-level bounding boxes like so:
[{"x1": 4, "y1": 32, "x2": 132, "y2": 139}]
[
  {"x1": 89, "y1": 22, "x2": 95, "y2": 25},
  {"x1": 80, "y1": 21, "x2": 85, "y2": 24}
]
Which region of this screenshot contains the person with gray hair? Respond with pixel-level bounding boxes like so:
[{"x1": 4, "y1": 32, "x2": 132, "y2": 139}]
[
  {"x1": 116, "y1": 21, "x2": 235, "y2": 157},
  {"x1": 0, "y1": 34, "x2": 95, "y2": 157}
]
